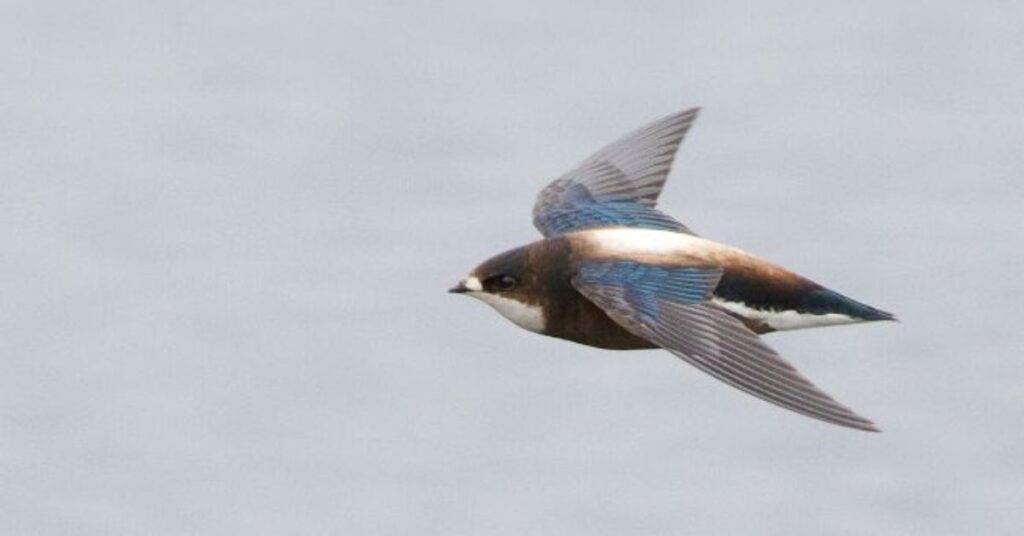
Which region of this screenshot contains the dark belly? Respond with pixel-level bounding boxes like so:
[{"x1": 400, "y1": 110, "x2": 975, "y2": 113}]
[{"x1": 543, "y1": 291, "x2": 658, "y2": 350}]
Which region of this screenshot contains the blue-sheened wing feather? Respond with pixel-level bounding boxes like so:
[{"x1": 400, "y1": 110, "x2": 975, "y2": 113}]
[
  {"x1": 573, "y1": 261, "x2": 879, "y2": 432},
  {"x1": 533, "y1": 108, "x2": 700, "y2": 237}
]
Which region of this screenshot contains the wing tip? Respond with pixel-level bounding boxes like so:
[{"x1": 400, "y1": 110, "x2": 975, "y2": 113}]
[
  {"x1": 669, "y1": 106, "x2": 701, "y2": 127},
  {"x1": 791, "y1": 407, "x2": 880, "y2": 433},
  {"x1": 819, "y1": 405, "x2": 880, "y2": 433},
  {"x1": 848, "y1": 418, "x2": 882, "y2": 433}
]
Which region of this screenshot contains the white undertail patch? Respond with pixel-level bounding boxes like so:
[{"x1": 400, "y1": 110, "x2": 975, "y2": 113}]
[
  {"x1": 469, "y1": 292, "x2": 546, "y2": 333},
  {"x1": 711, "y1": 298, "x2": 860, "y2": 331}
]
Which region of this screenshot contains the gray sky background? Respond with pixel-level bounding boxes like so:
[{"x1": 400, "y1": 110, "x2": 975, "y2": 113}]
[{"x1": 2, "y1": 1, "x2": 1022, "y2": 534}]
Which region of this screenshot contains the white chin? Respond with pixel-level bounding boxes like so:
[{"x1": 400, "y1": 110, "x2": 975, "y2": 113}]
[{"x1": 469, "y1": 292, "x2": 545, "y2": 333}]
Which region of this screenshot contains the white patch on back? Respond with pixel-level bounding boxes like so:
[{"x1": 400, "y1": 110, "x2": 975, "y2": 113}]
[
  {"x1": 576, "y1": 227, "x2": 740, "y2": 266},
  {"x1": 711, "y1": 298, "x2": 859, "y2": 331},
  {"x1": 585, "y1": 227, "x2": 704, "y2": 254},
  {"x1": 469, "y1": 292, "x2": 545, "y2": 333}
]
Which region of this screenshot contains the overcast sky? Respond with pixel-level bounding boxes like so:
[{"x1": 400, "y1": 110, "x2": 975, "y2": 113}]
[{"x1": 2, "y1": 1, "x2": 1022, "y2": 534}]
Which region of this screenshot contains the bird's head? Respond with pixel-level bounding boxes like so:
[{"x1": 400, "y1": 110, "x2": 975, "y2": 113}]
[{"x1": 449, "y1": 244, "x2": 547, "y2": 333}]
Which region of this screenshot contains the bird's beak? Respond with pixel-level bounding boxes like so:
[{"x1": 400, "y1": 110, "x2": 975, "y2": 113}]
[{"x1": 448, "y1": 276, "x2": 481, "y2": 294}]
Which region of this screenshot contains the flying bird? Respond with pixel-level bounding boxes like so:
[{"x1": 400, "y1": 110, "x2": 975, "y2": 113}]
[{"x1": 449, "y1": 108, "x2": 894, "y2": 431}]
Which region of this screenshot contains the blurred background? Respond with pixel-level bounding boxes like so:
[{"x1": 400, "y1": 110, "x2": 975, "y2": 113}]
[{"x1": 2, "y1": 1, "x2": 1022, "y2": 534}]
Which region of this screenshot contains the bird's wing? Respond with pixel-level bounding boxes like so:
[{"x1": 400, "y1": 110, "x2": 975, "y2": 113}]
[
  {"x1": 533, "y1": 108, "x2": 700, "y2": 237},
  {"x1": 572, "y1": 261, "x2": 879, "y2": 432}
]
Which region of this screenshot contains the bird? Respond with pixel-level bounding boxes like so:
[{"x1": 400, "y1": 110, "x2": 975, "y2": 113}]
[{"x1": 448, "y1": 108, "x2": 894, "y2": 432}]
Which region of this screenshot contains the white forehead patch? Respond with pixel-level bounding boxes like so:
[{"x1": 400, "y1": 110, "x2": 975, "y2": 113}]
[
  {"x1": 463, "y1": 276, "x2": 483, "y2": 292},
  {"x1": 469, "y1": 292, "x2": 545, "y2": 333}
]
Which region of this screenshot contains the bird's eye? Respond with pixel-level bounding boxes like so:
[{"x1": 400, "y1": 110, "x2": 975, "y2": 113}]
[{"x1": 490, "y1": 274, "x2": 518, "y2": 291}]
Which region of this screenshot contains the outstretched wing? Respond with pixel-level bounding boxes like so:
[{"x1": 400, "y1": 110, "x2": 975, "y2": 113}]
[
  {"x1": 572, "y1": 261, "x2": 879, "y2": 432},
  {"x1": 533, "y1": 108, "x2": 700, "y2": 237}
]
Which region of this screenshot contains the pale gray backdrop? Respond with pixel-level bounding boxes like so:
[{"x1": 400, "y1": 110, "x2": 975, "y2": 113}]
[{"x1": 2, "y1": 1, "x2": 1022, "y2": 534}]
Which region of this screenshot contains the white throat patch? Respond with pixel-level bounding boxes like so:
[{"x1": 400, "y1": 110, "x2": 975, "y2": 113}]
[{"x1": 469, "y1": 292, "x2": 545, "y2": 333}]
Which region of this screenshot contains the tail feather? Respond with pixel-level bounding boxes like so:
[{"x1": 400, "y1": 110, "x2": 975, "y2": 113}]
[{"x1": 803, "y1": 287, "x2": 895, "y2": 322}]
